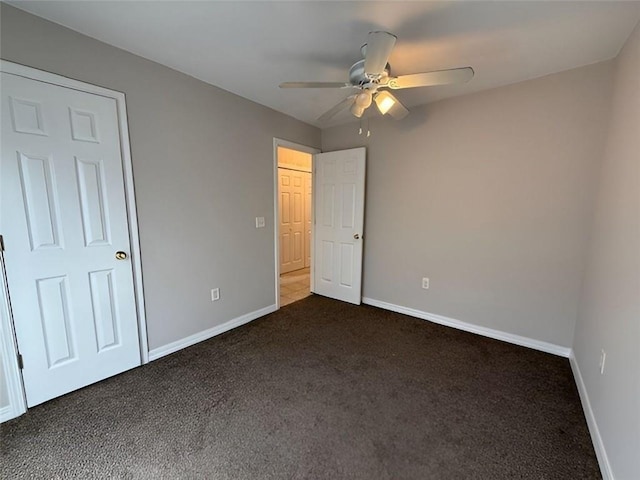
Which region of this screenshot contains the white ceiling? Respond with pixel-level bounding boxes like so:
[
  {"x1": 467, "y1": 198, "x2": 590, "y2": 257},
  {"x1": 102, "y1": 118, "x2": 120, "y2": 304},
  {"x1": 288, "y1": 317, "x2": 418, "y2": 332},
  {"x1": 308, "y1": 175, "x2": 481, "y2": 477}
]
[{"x1": 10, "y1": 1, "x2": 640, "y2": 127}]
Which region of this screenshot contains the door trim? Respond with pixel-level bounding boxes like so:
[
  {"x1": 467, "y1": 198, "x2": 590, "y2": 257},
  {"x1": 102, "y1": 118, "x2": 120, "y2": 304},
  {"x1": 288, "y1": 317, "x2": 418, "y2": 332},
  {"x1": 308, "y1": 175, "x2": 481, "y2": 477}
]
[
  {"x1": 0, "y1": 63, "x2": 149, "y2": 374},
  {"x1": 0, "y1": 251, "x2": 27, "y2": 421},
  {"x1": 273, "y1": 138, "x2": 320, "y2": 309}
]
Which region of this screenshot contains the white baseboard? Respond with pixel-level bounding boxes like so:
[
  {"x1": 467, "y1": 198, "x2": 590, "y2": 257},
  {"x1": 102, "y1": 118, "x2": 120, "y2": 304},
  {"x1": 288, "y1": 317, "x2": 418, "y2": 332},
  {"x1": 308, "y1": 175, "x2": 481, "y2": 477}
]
[
  {"x1": 569, "y1": 351, "x2": 613, "y2": 480},
  {"x1": 148, "y1": 304, "x2": 277, "y2": 361},
  {"x1": 361, "y1": 297, "x2": 571, "y2": 357},
  {"x1": 0, "y1": 406, "x2": 11, "y2": 422},
  {"x1": 0, "y1": 404, "x2": 22, "y2": 423}
]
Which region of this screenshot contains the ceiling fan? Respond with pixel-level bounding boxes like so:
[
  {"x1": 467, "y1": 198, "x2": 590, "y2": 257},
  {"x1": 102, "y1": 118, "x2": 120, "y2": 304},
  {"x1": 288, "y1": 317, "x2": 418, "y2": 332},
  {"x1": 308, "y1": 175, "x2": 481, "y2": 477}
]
[{"x1": 280, "y1": 31, "x2": 474, "y2": 123}]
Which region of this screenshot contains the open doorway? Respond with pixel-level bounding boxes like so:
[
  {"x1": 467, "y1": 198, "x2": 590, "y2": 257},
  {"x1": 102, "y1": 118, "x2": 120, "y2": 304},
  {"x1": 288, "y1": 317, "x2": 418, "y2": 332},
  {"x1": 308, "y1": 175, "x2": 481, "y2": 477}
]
[{"x1": 273, "y1": 139, "x2": 319, "y2": 308}]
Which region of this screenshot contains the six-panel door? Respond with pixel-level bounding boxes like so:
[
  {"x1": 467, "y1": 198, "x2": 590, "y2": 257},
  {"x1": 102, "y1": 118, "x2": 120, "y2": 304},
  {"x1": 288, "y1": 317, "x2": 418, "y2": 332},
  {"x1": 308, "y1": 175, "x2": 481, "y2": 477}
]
[
  {"x1": 0, "y1": 72, "x2": 141, "y2": 406},
  {"x1": 279, "y1": 168, "x2": 310, "y2": 274},
  {"x1": 313, "y1": 148, "x2": 366, "y2": 305}
]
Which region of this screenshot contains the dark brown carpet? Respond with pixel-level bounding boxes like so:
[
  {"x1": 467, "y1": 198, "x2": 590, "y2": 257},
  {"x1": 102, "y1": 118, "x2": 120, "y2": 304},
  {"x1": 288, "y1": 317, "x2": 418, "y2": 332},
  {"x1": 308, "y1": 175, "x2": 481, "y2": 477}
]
[{"x1": 1, "y1": 295, "x2": 600, "y2": 479}]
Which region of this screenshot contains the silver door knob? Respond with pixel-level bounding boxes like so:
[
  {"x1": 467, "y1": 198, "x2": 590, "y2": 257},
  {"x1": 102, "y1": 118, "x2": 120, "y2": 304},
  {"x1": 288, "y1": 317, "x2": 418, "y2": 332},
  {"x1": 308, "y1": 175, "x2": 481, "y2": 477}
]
[
  {"x1": 353, "y1": 234, "x2": 360, "y2": 240},
  {"x1": 115, "y1": 251, "x2": 128, "y2": 260}
]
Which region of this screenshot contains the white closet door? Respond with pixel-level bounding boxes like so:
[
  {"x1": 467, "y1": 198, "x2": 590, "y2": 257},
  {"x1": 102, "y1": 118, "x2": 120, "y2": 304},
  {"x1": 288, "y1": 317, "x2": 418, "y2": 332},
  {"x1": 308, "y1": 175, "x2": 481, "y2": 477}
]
[
  {"x1": 279, "y1": 168, "x2": 306, "y2": 274},
  {"x1": 1, "y1": 72, "x2": 141, "y2": 407}
]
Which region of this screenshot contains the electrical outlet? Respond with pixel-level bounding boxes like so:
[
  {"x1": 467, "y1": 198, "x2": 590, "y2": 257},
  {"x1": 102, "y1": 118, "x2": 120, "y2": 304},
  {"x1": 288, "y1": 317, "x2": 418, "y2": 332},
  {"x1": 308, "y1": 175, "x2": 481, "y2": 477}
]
[
  {"x1": 211, "y1": 288, "x2": 220, "y2": 302},
  {"x1": 599, "y1": 349, "x2": 606, "y2": 375},
  {"x1": 422, "y1": 277, "x2": 429, "y2": 289},
  {"x1": 255, "y1": 216, "x2": 265, "y2": 228}
]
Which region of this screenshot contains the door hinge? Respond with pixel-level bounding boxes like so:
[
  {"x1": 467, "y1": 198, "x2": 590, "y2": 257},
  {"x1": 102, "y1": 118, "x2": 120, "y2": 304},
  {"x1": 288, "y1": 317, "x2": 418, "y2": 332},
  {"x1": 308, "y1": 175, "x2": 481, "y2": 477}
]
[
  {"x1": 17, "y1": 354, "x2": 24, "y2": 369},
  {"x1": 0, "y1": 235, "x2": 4, "y2": 251}
]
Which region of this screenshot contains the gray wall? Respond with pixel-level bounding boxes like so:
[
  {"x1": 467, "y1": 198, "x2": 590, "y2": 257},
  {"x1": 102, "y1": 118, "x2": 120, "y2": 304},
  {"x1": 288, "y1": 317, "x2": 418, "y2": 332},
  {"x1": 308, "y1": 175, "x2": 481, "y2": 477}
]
[
  {"x1": 0, "y1": 4, "x2": 320, "y2": 350},
  {"x1": 573, "y1": 24, "x2": 640, "y2": 480},
  {"x1": 322, "y1": 61, "x2": 613, "y2": 347}
]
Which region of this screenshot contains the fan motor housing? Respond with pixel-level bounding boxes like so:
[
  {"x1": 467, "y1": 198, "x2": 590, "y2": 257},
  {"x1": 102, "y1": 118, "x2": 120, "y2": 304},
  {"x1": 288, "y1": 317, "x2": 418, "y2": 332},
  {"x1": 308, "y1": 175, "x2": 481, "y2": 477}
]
[{"x1": 349, "y1": 59, "x2": 390, "y2": 87}]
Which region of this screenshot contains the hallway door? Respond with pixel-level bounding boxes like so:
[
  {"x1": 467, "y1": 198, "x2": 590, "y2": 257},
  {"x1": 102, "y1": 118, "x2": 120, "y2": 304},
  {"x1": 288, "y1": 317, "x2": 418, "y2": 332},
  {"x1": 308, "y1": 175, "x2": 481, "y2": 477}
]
[{"x1": 313, "y1": 148, "x2": 366, "y2": 305}]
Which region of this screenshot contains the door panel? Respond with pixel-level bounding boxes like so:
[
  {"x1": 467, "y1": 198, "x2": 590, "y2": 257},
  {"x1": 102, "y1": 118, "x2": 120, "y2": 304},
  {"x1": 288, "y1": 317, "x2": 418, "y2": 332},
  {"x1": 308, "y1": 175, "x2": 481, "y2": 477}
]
[
  {"x1": 1, "y1": 72, "x2": 141, "y2": 407},
  {"x1": 88, "y1": 269, "x2": 121, "y2": 351},
  {"x1": 313, "y1": 148, "x2": 366, "y2": 304},
  {"x1": 17, "y1": 152, "x2": 63, "y2": 249},
  {"x1": 75, "y1": 157, "x2": 110, "y2": 246},
  {"x1": 35, "y1": 275, "x2": 76, "y2": 367}
]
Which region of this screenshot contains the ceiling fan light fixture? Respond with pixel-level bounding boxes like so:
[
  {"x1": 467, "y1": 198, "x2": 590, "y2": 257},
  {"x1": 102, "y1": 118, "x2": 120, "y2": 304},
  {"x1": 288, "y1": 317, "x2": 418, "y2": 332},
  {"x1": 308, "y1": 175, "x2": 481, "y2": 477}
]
[
  {"x1": 354, "y1": 90, "x2": 373, "y2": 109},
  {"x1": 374, "y1": 91, "x2": 396, "y2": 115},
  {"x1": 351, "y1": 103, "x2": 365, "y2": 118}
]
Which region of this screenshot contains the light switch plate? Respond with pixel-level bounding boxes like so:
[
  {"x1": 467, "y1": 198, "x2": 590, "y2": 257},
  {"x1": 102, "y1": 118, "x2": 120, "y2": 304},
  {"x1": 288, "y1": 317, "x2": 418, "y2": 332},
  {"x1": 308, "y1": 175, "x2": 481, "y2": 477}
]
[
  {"x1": 211, "y1": 288, "x2": 220, "y2": 301},
  {"x1": 255, "y1": 216, "x2": 265, "y2": 228}
]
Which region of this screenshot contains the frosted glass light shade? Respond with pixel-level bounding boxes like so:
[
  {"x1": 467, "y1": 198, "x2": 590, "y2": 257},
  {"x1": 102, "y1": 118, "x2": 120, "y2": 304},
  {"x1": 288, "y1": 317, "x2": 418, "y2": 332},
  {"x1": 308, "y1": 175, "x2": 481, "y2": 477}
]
[
  {"x1": 355, "y1": 91, "x2": 373, "y2": 108},
  {"x1": 374, "y1": 91, "x2": 396, "y2": 115},
  {"x1": 351, "y1": 103, "x2": 365, "y2": 118}
]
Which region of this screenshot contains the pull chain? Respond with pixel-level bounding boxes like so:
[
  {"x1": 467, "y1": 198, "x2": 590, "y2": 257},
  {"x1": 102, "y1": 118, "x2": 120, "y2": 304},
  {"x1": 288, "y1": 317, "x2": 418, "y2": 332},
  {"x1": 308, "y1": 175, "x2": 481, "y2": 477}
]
[{"x1": 358, "y1": 116, "x2": 371, "y2": 137}]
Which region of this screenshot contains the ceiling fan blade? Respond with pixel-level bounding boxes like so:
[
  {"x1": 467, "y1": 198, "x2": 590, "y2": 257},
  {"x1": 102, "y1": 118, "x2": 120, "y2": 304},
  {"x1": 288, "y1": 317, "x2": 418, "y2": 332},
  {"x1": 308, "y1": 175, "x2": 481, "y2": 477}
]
[
  {"x1": 388, "y1": 67, "x2": 474, "y2": 89},
  {"x1": 364, "y1": 31, "x2": 397, "y2": 76},
  {"x1": 279, "y1": 82, "x2": 352, "y2": 89},
  {"x1": 318, "y1": 95, "x2": 356, "y2": 123}
]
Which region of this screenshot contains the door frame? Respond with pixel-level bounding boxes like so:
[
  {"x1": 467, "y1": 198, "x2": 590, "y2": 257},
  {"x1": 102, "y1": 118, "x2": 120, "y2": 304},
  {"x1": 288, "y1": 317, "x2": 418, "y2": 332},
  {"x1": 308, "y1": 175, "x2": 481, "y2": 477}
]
[
  {"x1": 0, "y1": 61, "x2": 149, "y2": 418},
  {"x1": 273, "y1": 138, "x2": 320, "y2": 309},
  {"x1": 0, "y1": 250, "x2": 26, "y2": 421}
]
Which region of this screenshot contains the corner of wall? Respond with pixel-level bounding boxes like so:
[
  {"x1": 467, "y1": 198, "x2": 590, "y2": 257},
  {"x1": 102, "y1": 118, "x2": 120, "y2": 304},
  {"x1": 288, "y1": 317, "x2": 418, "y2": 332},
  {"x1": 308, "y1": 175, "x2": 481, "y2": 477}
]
[
  {"x1": 570, "y1": 21, "x2": 640, "y2": 480},
  {"x1": 569, "y1": 350, "x2": 614, "y2": 479}
]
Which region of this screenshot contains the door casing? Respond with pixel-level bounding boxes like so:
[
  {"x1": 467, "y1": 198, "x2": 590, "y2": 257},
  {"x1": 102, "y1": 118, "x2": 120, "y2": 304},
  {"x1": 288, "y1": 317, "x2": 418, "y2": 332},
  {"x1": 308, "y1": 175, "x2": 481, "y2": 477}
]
[{"x1": 0, "y1": 60, "x2": 148, "y2": 421}]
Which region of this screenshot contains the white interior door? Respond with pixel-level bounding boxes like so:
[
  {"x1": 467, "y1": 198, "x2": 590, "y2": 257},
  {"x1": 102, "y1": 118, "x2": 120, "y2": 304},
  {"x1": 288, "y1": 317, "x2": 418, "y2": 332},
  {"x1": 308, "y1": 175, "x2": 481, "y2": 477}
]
[
  {"x1": 313, "y1": 147, "x2": 366, "y2": 305},
  {"x1": 279, "y1": 168, "x2": 306, "y2": 274},
  {"x1": 0, "y1": 72, "x2": 141, "y2": 407}
]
